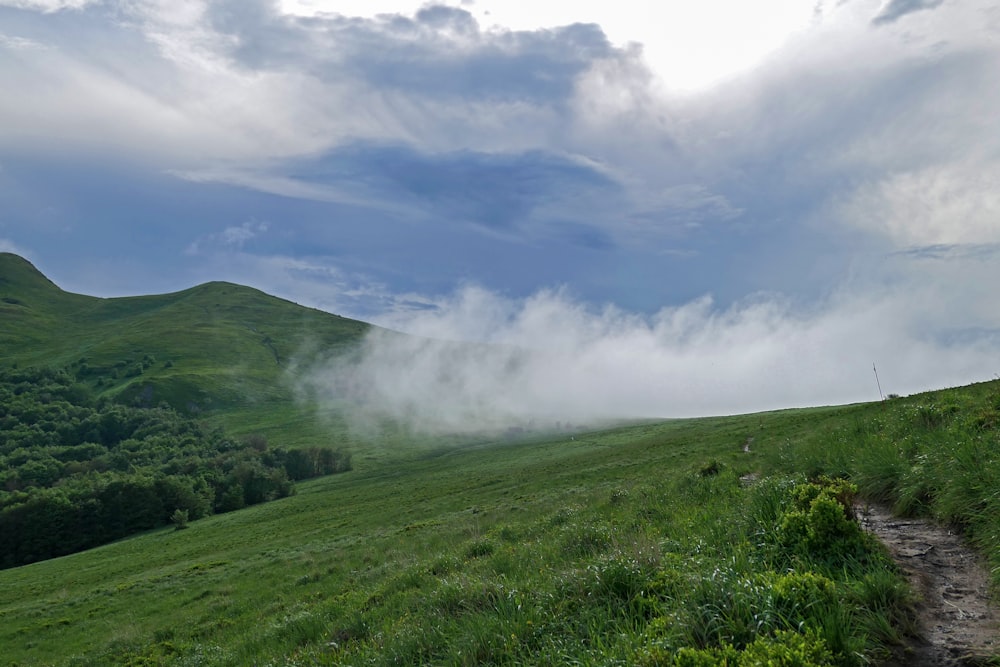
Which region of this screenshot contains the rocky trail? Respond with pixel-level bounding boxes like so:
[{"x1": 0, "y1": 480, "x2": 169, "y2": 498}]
[{"x1": 859, "y1": 504, "x2": 999, "y2": 666}]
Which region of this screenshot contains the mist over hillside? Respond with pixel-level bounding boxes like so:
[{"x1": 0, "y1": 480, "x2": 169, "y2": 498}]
[{"x1": 303, "y1": 282, "x2": 1000, "y2": 434}]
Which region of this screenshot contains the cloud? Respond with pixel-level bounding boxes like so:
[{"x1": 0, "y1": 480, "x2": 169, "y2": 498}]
[
  {"x1": 0, "y1": 0, "x2": 653, "y2": 178},
  {"x1": 180, "y1": 144, "x2": 624, "y2": 246},
  {"x1": 893, "y1": 243, "x2": 1000, "y2": 261},
  {"x1": 186, "y1": 219, "x2": 270, "y2": 255},
  {"x1": 7, "y1": 0, "x2": 990, "y2": 261},
  {"x1": 221, "y1": 220, "x2": 268, "y2": 247},
  {"x1": 871, "y1": 0, "x2": 945, "y2": 26},
  {"x1": 0, "y1": 33, "x2": 47, "y2": 49},
  {"x1": 170, "y1": 166, "x2": 414, "y2": 213},
  {"x1": 0, "y1": 237, "x2": 29, "y2": 255},
  {"x1": 0, "y1": 0, "x2": 96, "y2": 11},
  {"x1": 638, "y1": 184, "x2": 744, "y2": 229},
  {"x1": 300, "y1": 145, "x2": 620, "y2": 237},
  {"x1": 302, "y1": 270, "x2": 1000, "y2": 434},
  {"x1": 207, "y1": 1, "x2": 613, "y2": 103},
  {"x1": 841, "y1": 160, "x2": 1000, "y2": 248}
]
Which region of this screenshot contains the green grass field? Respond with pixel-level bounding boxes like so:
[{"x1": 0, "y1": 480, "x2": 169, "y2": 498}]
[
  {"x1": 2, "y1": 252, "x2": 999, "y2": 666},
  {"x1": 3, "y1": 391, "x2": 996, "y2": 666},
  {"x1": 0, "y1": 412, "x2": 814, "y2": 664}
]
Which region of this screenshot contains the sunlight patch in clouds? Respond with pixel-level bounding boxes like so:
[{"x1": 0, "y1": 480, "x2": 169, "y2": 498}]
[{"x1": 280, "y1": 0, "x2": 816, "y2": 91}]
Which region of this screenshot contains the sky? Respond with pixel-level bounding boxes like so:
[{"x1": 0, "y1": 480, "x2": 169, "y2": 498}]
[{"x1": 2, "y1": 0, "x2": 1000, "y2": 425}]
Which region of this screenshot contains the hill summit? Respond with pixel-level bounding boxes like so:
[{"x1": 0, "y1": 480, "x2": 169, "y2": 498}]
[
  {"x1": 0, "y1": 253, "x2": 369, "y2": 428},
  {"x1": 0, "y1": 252, "x2": 61, "y2": 293}
]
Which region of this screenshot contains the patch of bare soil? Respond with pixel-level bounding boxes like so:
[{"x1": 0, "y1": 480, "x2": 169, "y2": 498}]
[{"x1": 858, "y1": 504, "x2": 999, "y2": 666}]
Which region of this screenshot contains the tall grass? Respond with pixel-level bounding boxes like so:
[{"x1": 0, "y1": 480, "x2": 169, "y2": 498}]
[{"x1": 764, "y1": 380, "x2": 1000, "y2": 586}]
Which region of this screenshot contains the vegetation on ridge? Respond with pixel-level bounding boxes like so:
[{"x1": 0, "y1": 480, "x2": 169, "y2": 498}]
[{"x1": 0, "y1": 252, "x2": 369, "y2": 438}]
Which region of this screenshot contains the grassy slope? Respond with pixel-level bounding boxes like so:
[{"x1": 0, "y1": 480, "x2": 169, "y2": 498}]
[
  {"x1": 3, "y1": 397, "x2": 968, "y2": 666},
  {"x1": 0, "y1": 411, "x2": 813, "y2": 665},
  {"x1": 0, "y1": 253, "x2": 368, "y2": 446}
]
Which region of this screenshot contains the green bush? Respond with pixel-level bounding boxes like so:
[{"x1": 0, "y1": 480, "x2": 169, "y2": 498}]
[
  {"x1": 772, "y1": 571, "x2": 837, "y2": 620},
  {"x1": 170, "y1": 508, "x2": 189, "y2": 530},
  {"x1": 642, "y1": 629, "x2": 833, "y2": 666},
  {"x1": 740, "y1": 629, "x2": 834, "y2": 666},
  {"x1": 776, "y1": 479, "x2": 872, "y2": 567}
]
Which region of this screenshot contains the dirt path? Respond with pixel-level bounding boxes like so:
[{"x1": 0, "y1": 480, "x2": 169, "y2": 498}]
[{"x1": 858, "y1": 504, "x2": 999, "y2": 666}]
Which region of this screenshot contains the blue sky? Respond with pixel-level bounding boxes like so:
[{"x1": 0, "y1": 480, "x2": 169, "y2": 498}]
[{"x1": 2, "y1": 0, "x2": 1000, "y2": 420}]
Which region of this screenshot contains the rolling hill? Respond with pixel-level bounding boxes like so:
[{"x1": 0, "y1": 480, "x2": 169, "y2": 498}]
[{"x1": 0, "y1": 252, "x2": 370, "y2": 446}]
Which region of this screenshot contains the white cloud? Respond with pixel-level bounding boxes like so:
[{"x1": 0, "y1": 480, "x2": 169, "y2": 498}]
[
  {"x1": 171, "y1": 165, "x2": 451, "y2": 216},
  {"x1": 303, "y1": 275, "x2": 1000, "y2": 434},
  {"x1": 0, "y1": 0, "x2": 96, "y2": 11},
  {"x1": 0, "y1": 33, "x2": 48, "y2": 50},
  {"x1": 0, "y1": 2, "x2": 621, "y2": 168},
  {"x1": 3, "y1": 0, "x2": 993, "y2": 244},
  {"x1": 844, "y1": 160, "x2": 1000, "y2": 248},
  {"x1": 219, "y1": 220, "x2": 268, "y2": 247},
  {"x1": 186, "y1": 220, "x2": 269, "y2": 255}
]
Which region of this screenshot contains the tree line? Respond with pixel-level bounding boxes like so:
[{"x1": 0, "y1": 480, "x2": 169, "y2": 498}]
[{"x1": 0, "y1": 366, "x2": 350, "y2": 568}]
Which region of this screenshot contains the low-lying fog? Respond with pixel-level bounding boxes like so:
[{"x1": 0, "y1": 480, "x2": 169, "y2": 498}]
[{"x1": 302, "y1": 276, "x2": 1000, "y2": 435}]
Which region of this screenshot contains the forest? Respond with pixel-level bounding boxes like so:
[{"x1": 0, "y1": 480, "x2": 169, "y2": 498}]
[{"x1": 0, "y1": 366, "x2": 350, "y2": 568}]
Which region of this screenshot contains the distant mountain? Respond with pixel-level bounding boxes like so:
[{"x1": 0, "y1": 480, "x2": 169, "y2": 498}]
[{"x1": 0, "y1": 253, "x2": 370, "y2": 418}]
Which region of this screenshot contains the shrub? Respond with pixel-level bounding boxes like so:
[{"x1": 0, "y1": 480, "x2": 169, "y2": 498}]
[
  {"x1": 170, "y1": 508, "x2": 189, "y2": 530},
  {"x1": 777, "y1": 479, "x2": 871, "y2": 567},
  {"x1": 773, "y1": 571, "x2": 835, "y2": 607},
  {"x1": 641, "y1": 630, "x2": 833, "y2": 666},
  {"x1": 740, "y1": 629, "x2": 834, "y2": 666}
]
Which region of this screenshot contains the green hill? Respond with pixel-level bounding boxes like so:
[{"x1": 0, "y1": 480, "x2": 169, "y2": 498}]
[{"x1": 0, "y1": 252, "x2": 369, "y2": 445}]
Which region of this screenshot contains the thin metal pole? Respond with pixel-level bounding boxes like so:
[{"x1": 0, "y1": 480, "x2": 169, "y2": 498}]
[{"x1": 873, "y1": 363, "x2": 884, "y2": 401}]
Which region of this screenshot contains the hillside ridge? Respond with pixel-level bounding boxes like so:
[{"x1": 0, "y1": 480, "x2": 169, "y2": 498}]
[
  {"x1": 0, "y1": 252, "x2": 341, "y2": 316},
  {"x1": 0, "y1": 252, "x2": 60, "y2": 292},
  {"x1": 0, "y1": 253, "x2": 370, "y2": 431}
]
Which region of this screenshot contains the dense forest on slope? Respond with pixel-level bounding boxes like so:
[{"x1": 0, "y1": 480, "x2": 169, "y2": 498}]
[{"x1": 0, "y1": 366, "x2": 350, "y2": 568}]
